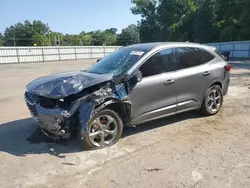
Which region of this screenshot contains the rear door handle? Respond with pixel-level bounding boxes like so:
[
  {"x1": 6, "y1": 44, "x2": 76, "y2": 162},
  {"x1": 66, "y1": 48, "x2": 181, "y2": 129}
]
[
  {"x1": 164, "y1": 79, "x2": 175, "y2": 85},
  {"x1": 203, "y1": 71, "x2": 211, "y2": 76}
]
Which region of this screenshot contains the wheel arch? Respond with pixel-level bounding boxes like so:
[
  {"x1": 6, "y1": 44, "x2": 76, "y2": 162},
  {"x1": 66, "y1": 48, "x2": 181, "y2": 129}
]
[
  {"x1": 210, "y1": 81, "x2": 223, "y2": 89},
  {"x1": 96, "y1": 100, "x2": 132, "y2": 126},
  {"x1": 77, "y1": 98, "x2": 131, "y2": 144},
  {"x1": 200, "y1": 81, "x2": 223, "y2": 108},
  {"x1": 200, "y1": 81, "x2": 224, "y2": 116}
]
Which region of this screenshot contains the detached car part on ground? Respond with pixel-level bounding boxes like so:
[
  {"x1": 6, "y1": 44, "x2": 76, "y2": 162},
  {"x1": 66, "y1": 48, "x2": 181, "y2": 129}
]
[{"x1": 25, "y1": 42, "x2": 231, "y2": 150}]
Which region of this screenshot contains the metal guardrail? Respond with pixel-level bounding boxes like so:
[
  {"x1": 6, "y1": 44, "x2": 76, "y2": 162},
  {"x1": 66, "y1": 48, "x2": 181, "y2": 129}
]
[{"x1": 0, "y1": 46, "x2": 122, "y2": 64}]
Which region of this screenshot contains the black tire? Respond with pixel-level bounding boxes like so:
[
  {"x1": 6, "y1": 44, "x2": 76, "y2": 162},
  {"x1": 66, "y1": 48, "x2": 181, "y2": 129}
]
[
  {"x1": 201, "y1": 85, "x2": 223, "y2": 116},
  {"x1": 79, "y1": 109, "x2": 123, "y2": 150}
]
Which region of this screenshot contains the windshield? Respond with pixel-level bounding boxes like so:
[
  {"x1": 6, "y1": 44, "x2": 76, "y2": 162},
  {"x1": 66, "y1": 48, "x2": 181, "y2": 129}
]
[{"x1": 87, "y1": 48, "x2": 148, "y2": 76}]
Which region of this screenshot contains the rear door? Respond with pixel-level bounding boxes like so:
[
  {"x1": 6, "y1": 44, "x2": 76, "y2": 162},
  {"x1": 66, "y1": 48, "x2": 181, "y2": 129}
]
[
  {"x1": 173, "y1": 47, "x2": 215, "y2": 113},
  {"x1": 129, "y1": 48, "x2": 178, "y2": 124}
]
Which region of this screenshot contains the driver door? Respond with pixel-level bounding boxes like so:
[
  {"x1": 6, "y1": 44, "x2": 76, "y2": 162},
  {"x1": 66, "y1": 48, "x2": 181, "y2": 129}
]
[{"x1": 129, "y1": 48, "x2": 178, "y2": 125}]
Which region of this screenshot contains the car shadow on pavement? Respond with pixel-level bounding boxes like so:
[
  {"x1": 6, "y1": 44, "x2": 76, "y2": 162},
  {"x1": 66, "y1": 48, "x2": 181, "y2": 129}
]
[
  {"x1": 0, "y1": 111, "x2": 203, "y2": 157},
  {"x1": 0, "y1": 118, "x2": 81, "y2": 157},
  {"x1": 123, "y1": 111, "x2": 203, "y2": 137}
]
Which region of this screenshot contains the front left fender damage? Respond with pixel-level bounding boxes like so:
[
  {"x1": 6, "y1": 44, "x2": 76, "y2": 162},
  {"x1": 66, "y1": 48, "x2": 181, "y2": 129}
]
[
  {"x1": 78, "y1": 84, "x2": 132, "y2": 139},
  {"x1": 25, "y1": 82, "x2": 132, "y2": 140}
]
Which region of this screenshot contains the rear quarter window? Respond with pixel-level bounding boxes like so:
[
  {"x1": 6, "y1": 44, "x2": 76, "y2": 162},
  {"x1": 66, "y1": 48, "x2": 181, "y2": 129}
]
[{"x1": 200, "y1": 49, "x2": 215, "y2": 63}]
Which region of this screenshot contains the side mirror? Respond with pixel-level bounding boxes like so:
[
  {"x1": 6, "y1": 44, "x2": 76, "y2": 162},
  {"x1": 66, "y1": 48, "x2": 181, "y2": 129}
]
[
  {"x1": 133, "y1": 70, "x2": 143, "y2": 83},
  {"x1": 127, "y1": 70, "x2": 143, "y2": 91}
]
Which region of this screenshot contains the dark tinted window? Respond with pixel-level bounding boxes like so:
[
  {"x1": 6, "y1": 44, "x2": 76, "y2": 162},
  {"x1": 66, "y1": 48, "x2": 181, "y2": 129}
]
[
  {"x1": 177, "y1": 47, "x2": 214, "y2": 69},
  {"x1": 140, "y1": 49, "x2": 176, "y2": 77},
  {"x1": 201, "y1": 50, "x2": 214, "y2": 63}
]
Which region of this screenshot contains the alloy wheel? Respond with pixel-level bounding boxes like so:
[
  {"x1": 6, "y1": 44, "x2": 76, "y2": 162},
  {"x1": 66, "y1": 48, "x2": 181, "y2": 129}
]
[
  {"x1": 88, "y1": 115, "x2": 118, "y2": 147},
  {"x1": 206, "y1": 89, "x2": 222, "y2": 113}
]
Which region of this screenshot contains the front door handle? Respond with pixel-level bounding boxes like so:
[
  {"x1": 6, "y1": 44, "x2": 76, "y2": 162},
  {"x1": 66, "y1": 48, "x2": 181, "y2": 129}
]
[
  {"x1": 203, "y1": 71, "x2": 211, "y2": 76},
  {"x1": 164, "y1": 79, "x2": 175, "y2": 85}
]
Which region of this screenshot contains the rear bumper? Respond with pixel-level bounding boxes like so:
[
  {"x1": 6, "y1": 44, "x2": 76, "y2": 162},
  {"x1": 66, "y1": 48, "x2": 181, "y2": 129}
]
[{"x1": 223, "y1": 72, "x2": 230, "y2": 95}]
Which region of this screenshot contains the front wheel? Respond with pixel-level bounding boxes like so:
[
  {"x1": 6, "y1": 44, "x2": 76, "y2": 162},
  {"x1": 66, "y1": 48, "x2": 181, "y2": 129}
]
[
  {"x1": 79, "y1": 109, "x2": 123, "y2": 150},
  {"x1": 201, "y1": 85, "x2": 223, "y2": 116}
]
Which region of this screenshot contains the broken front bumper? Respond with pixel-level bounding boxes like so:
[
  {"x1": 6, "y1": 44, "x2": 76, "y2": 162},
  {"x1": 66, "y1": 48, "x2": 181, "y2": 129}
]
[
  {"x1": 24, "y1": 84, "x2": 131, "y2": 140},
  {"x1": 24, "y1": 92, "x2": 81, "y2": 139}
]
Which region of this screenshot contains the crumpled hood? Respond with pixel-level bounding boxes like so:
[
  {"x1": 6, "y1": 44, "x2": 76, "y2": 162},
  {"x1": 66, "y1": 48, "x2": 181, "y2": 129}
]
[{"x1": 26, "y1": 70, "x2": 113, "y2": 99}]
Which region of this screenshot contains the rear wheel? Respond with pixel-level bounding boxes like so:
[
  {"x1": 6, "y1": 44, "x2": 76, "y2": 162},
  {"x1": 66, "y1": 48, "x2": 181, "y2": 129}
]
[
  {"x1": 201, "y1": 85, "x2": 223, "y2": 116},
  {"x1": 79, "y1": 109, "x2": 123, "y2": 150}
]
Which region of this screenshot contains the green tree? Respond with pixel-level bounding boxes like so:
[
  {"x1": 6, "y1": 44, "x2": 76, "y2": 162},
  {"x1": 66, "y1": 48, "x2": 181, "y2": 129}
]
[
  {"x1": 4, "y1": 21, "x2": 33, "y2": 46},
  {"x1": 71, "y1": 35, "x2": 82, "y2": 46},
  {"x1": 80, "y1": 29, "x2": 117, "y2": 45},
  {"x1": 237, "y1": 0, "x2": 250, "y2": 40},
  {"x1": 101, "y1": 31, "x2": 116, "y2": 45},
  {"x1": 81, "y1": 34, "x2": 93, "y2": 45},
  {"x1": 131, "y1": 0, "x2": 199, "y2": 42},
  {"x1": 33, "y1": 34, "x2": 50, "y2": 46},
  {"x1": 79, "y1": 31, "x2": 86, "y2": 35},
  {"x1": 32, "y1": 20, "x2": 49, "y2": 35},
  {"x1": 62, "y1": 34, "x2": 73, "y2": 46},
  {"x1": 0, "y1": 33, "x2": 3, "y2": 46},
  {"x1": 192, "y1": 0, "x2": 219, "y2": 43},
  {"x1": 92, "y1": 30, "x2": 103, "y2": 45},
  {"x1": 3, "y1": 20, "x2": 50, "y2": 46},
  {"x1": 216, "y1": 0, "x2": 241, "y2": 41},
  {"x1": 131, "y1": 0, "x2": 250, "y2": 43},
  {"x1": 105, "y1": 28, "x2": 118, "y2": 35},
  {"x1": 117, "y1": 24, "x2": 140, "y2": 45},
  {"x1": 131, "y1": 0, "x2": 159, "y2": 42}
]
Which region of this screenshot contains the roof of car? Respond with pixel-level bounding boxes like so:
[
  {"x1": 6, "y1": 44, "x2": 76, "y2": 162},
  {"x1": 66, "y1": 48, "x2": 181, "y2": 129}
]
[{"x1": 124, "y1": 42, "x2": 216, "y2": 51}]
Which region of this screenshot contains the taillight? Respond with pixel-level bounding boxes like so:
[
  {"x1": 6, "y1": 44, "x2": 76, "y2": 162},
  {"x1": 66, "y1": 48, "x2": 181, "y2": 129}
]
[{"x1": 225, "y1": 64, "x2": 232, "y2": 72}]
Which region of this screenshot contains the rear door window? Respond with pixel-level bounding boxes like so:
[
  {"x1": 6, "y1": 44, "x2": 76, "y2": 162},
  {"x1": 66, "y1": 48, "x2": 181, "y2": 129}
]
[
  {"x1": 177, "y1": 47, "x2": 214, "y2": 69},
  {"x1": 177, "y1": 47, "x2": 202, "y2": 69}
]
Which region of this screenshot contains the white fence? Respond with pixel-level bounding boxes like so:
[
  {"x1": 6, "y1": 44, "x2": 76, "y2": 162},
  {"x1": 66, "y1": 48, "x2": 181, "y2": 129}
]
[
  {"x1": 207, "y1": 40, "x2": 250, "y2": 60},
  {"x1": 1, "y1": 41, "x2": 250, "y2": 64},
  {"x1": 0, "y1": 46, "x2": 122, "y2": 64}
]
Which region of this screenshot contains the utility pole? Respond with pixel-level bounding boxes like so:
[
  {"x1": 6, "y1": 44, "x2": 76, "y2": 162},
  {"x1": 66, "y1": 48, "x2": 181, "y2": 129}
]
[
  {"x1": 58, "y1": 35, "x2": 61, "y2": 46},
  {"x1": 54, "y1": 35, "x2": 57, "y2": 46},
  {"x1": 54, "y1": 35, "x2": 60, "y2": 46},
  {"x1": 48, "y1": 31, "x2": 51, "y2": 46},
  {"x1": 13, "y1": 37, "x2": 16, "y2": 46}
]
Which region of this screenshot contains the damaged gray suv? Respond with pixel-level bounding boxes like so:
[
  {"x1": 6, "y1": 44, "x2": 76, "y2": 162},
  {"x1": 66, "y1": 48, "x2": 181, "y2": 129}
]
[{"x1": 25, "y1": 42, "x2": 231, "y2": 150}]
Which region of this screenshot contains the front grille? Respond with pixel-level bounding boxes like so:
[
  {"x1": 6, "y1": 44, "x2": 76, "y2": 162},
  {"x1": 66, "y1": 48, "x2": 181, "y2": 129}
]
[
  {"x1": 40, "y1": 97, "x2": 57, "y2": 109},
  {"x1": 26, "y1": 102, "x2": 38, "y2": 117}
]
